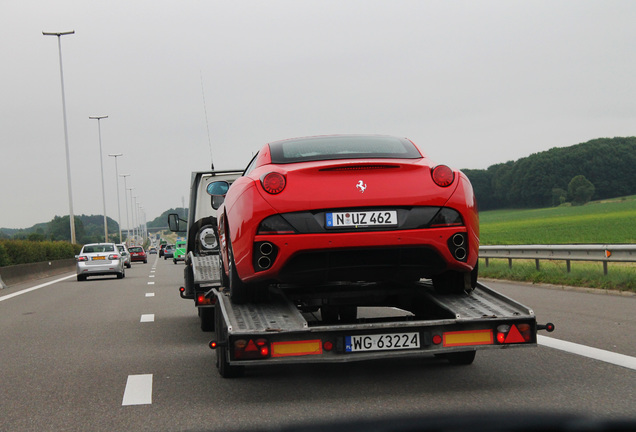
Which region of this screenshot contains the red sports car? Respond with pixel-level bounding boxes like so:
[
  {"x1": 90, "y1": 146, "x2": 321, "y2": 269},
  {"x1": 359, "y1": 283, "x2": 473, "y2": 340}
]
[{"x1": 217, "y1": 135, "x2": 479, "y2": 303}]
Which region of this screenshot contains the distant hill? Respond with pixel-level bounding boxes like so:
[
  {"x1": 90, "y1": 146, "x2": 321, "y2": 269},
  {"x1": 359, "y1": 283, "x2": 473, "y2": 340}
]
[
  {"x1": 1, "y1": 214, "x2": 120, "y2": 244},
  {"x1": 462, "y1": 137, "x2": 636, "y2": 210},
  {"x1": 147, "y1": 208, "x2": 188, "y2": 228}
]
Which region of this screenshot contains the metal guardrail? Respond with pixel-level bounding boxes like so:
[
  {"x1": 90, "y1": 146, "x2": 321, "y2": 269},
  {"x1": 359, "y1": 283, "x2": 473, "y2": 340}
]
[{"x1": 479, "y1": 244, "x2": 636, "y2": 275}]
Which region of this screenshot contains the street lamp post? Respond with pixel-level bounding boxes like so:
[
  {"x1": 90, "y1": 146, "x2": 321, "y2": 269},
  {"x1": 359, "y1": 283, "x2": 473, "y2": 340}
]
[
  {"x1": 127, "y1": 187, "x2": 134, "y2": 243},
  {"x1": 89, "y1": 115, "x2": 109, "y2": 242},
  {"x1": 109, "y1": 153, "x2": 123, "y2": 244},
  {"x1": 120, "y1": 174, "x2": 131, "y2": 241},
  {"x1": 43, "y1": 30, "x2": 76, "y2": 243},
  {"x1": 132, "y1": 195, "x2": 138, "y2": 240}
]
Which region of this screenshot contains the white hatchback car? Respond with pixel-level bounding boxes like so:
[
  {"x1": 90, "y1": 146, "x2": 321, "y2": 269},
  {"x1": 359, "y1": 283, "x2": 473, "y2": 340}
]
[
  {"x1": 116, "y1": 244, "x2": 132, "y2": 268},
  {"x1": 76, "y1": 243, "x2": 125, "y2": 281}
]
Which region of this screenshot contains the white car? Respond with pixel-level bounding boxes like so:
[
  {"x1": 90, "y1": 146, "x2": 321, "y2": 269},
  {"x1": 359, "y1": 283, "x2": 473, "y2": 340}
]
[
  {"x1": 76, "y1": 243, "x2": 125, "y2": 281},
  {"x1": 116, "y1": 244, "x2": 132, "y2": 268}
]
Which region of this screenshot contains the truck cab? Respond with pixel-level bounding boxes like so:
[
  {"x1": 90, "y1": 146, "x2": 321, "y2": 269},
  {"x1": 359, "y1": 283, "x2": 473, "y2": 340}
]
[{"x1": 169, "y1": 170, "x2": 242, "y2": 330}]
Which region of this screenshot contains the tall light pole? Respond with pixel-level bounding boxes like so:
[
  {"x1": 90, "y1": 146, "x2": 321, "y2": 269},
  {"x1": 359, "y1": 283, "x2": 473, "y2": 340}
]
[
  {"x1": 120, "y1": 174, "x2": 131, "y2": 241},
  {"x1": 108, "y1": 153, "x2": 123, "y2": 244},
  {"x1": 132, "y1": 194, "x2": 138, "y2": 240},
  {"x1": 43, "y1": 30, "x2": 76, "y2": 243},
  {"x1": 89, "y1": 115, "x2": 109, "y2": 242},
  {"x1": 127, "y1": 187, "x2": 134, "y2": 243}
]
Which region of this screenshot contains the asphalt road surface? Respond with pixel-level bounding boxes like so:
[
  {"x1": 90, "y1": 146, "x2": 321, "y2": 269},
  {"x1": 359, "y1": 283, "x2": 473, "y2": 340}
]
[{"x1": 2, "y1": 256, "x2": 636, "y2": 431}]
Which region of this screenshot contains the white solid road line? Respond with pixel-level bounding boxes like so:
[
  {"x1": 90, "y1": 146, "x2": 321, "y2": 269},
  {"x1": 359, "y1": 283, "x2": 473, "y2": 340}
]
[
  {"x1": 538, "y1": 335, "x2": 636, "y2": 371},
  {"x1": 0, "y1": 274, "x2": 75, "y2": 302},
  {"x1": 122, "y1": 374, "x2": 153, "y2": 406}
]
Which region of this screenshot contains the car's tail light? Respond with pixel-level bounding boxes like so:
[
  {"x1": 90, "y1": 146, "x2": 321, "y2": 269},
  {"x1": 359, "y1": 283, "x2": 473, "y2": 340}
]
[
  {"x1": 431, "y1": 165, "x2": 455, "y2": 187},
  {"x1": 429, "y1": 208, "x2": 463, "y2": 227},
  {"x1": 77, "y1": 256, "x2": 88, "y2": 262},
  {"x1": 257, "y1": 215, "x2": 296, "y2": 234},
  {"x1": 108, "y1": 254, "x2": 120, "y2": 260},
  {"x1": 261, "y1": 172, "x2": 286, "y2": 194}
]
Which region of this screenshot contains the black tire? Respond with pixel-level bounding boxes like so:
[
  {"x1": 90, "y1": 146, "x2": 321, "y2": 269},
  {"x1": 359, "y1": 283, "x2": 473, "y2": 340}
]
[
  {"x1": 432, "y1": 270, "x2": 471, "y2": 294},
  {"x1": 117, "y1": 271, "x2": 124, "y2": 279},
  {"x1": 215, "y1": 303, "x2": 244, "y2": 378},
  {"x1": 126, "y1": 263, "x2": 131, "y2": 269},
  {"x1": 144, "y1": 260, "x2": 147, "y2": 264},
  {"x1": 200, "y1": 307, "x2": 215, "y2": 332},
  {"x1": 173, "y1": 259, "x2": 177, "y2": 264},
  {"x1": 471, "y1": 261, "x2": 479, "y2": 288},
  {"x1": 77, "y1": 274, "x2": 85, "y2": 282},
  {"x1": 440, "y1": 350, "x2": 476, "y2": 365},
  {"x1": 228, "y1": 250, "x2": 249, "y2": 304}
]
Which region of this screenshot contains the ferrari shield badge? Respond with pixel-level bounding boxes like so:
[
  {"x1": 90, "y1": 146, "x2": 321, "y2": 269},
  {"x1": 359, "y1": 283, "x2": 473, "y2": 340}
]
[{"x1": 356, "y1": 180, "x2": 367, "y2": 193}]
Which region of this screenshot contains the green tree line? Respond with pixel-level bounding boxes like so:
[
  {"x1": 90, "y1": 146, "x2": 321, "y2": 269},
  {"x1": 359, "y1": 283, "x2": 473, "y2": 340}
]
[
  {"x1": 463, "y1": 137, "x2": 636, "y2": 210},
  {"x1": 1, "y1": 215, "x2": 121, "y2": 244}
]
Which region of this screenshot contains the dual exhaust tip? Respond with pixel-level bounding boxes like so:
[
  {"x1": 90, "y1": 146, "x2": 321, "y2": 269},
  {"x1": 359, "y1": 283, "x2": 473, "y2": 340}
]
[
  {"x1": 451, "y1": 233, "x2": 467, "y2": 261},
  {"x1": 256, "y1": 242, "x2": 275, "y2": 270}
]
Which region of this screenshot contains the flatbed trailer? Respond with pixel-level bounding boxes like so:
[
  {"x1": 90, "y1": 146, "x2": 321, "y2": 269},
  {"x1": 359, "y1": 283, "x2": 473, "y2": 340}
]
[{"x1": 209, "y1": 275, "x2": 554, "y2": 378}]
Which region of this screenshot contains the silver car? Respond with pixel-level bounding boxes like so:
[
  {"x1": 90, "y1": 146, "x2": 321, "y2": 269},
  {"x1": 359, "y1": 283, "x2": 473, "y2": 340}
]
[
  {"x1": 116, "y1": 244, "x2": 132, "y2": 268},
  {"x1": 76, "y1": 243, "x2": 125, "y2": 281}
]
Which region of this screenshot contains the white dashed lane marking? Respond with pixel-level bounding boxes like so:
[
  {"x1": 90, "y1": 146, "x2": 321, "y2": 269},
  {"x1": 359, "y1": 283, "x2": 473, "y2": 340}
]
[
  {"x1": 140, "y1": 314, "x2": 155, "y2": 322},
  {"x1": 145, "y1": 293, "x2": 155, "y2": 297},
  {"x1": 122, "y1": 374, "x2": 153, "y2": 406}
]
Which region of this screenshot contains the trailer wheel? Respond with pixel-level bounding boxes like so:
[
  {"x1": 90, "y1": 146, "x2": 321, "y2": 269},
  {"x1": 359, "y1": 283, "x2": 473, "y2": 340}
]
[
  {"x1": 215, "y1": 303, "x2": 244, "y2": 378},
  {"x1": 200, "y1": 307, "x2": 215, "y2": 332},
  {"x1": 440, "y1": 350, "x2": 476, "y2": 365}
]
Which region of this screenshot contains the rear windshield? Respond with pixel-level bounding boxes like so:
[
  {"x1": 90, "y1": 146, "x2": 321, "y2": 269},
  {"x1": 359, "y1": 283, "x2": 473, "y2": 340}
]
[
  {"x1": 83, "y1": 244, "x2": 114, "y2": 253},
  {"x1": 129, "y1": 247, "x2": 143, "y2": 252},
  {"x1": 268, "y1": 135, "x2": 422, "y2": 164}
]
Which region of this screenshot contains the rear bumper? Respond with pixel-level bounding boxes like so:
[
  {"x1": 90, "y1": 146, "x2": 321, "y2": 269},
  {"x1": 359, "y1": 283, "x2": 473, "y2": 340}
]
[{"x1": 239, "y1": 227, "x2": 477, "y2": 284}]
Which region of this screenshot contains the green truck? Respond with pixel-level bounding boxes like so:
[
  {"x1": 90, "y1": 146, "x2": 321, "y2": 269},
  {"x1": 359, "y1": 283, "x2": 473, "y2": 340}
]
[{"x1": 173, "y1": 238, "x2": 186, "y2": 264}]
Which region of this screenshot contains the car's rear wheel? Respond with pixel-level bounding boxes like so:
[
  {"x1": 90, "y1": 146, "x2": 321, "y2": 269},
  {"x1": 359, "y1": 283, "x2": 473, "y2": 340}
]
[
  {"x1": 77, "y1": 274, "x2": 85, "y2": 282},
  {"x1": 432, "y1": 270, "x2": 472, "y2": 294},
  {"x1": 228, "y1": 246, "x2": 249, "y2": 304},
  {"x1": 117, "y1": 271, "x2": 124, "y2": 279}
]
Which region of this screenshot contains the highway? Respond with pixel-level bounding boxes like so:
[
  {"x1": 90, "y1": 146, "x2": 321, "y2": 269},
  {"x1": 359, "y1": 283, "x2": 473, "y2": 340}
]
[{"x1": 1, "y1": 255, "x2": 636, "y2": 431}]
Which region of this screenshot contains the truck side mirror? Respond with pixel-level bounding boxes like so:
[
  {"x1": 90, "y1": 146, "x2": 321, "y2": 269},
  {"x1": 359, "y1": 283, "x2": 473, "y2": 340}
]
[
  {"x1": 207, "y1": 181, "x2": 230, "y2": 210},
  {"x1": 168, "y1": 213, "x2": 187, "y2": 233}
]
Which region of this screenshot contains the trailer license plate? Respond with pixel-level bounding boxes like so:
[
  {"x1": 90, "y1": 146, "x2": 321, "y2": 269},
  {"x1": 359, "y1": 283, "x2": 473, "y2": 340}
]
[
  {"x1": 345, "y1": 332, "x2": 420, "y2": 352},
  {"x1": 326, "y1": 210, "x2": 397, "y2": 228}
]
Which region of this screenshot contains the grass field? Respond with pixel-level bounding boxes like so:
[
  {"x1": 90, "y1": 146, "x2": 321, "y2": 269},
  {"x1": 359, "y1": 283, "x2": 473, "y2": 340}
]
[
  {"x1": 479, "y1": 195, "x2": 636, "y2": 245},
  {"x1": 478, "y1": 196, "x2": 636, "y2": 292}
]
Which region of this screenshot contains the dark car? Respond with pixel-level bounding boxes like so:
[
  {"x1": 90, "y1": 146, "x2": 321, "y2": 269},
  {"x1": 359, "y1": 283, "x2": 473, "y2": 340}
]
[
  {"x1": 159, "y1": 244, "x2": 167, "y2": 257},
  {"x1": 128, "y1": 246, "x2": 148, "y2": 263}
]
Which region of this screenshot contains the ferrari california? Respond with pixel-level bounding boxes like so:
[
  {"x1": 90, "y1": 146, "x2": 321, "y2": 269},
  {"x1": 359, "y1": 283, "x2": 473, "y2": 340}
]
[{"x1": 216, "y1": 135, "x2": 479, "y2": 303}]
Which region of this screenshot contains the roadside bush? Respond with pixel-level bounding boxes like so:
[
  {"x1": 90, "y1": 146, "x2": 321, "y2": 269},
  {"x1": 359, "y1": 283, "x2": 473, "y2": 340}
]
[{"x1": 0, "y1": 240, "x2": 82, "y2": 267}]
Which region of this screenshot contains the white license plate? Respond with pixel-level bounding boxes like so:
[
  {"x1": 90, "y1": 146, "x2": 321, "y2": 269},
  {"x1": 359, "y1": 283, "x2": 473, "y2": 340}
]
[
  {"x1": 345, "y1": 332, "x2": 420, "y2": 352},
  {"x1": 326, "y1": 210, "x2": 397, "y2": 228}
]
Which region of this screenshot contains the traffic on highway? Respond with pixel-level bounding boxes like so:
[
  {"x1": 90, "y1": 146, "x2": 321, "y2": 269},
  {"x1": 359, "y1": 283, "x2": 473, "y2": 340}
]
[{"x1": 1, "y1": 253, "x2": 636, "y2": 431}]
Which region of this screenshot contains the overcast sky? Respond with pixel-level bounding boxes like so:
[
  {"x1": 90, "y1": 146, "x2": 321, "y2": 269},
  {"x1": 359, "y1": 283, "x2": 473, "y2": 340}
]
[{"x1": 2, "y1": 1, "x2": 636, "y2": 230}]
